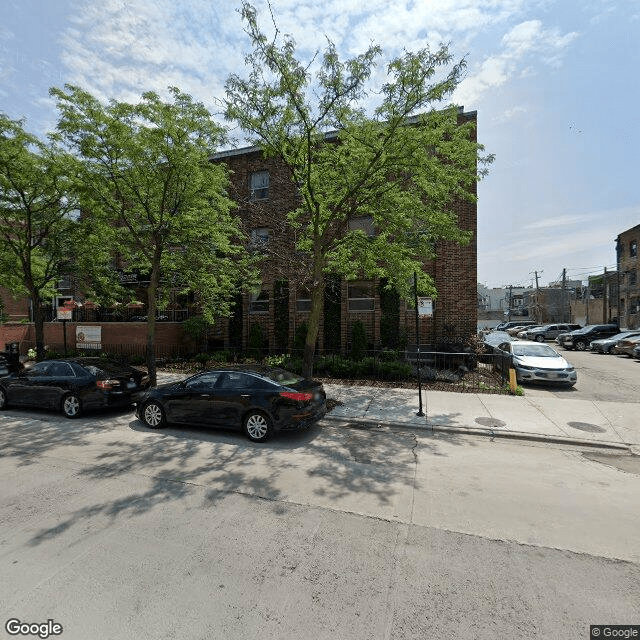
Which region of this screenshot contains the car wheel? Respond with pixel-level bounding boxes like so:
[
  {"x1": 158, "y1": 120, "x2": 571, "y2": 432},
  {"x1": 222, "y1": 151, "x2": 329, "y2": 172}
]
[
  {"x1": 574, "y1": 340, "x2": 587, "y2": 351},
  {"x1": 535, "y1": 334, "x2": 545, "y2": 342},
  {"x1": 0, "y1": 388, "x2": 7, "y2": 410},
  {"x1": 243, "y1": 411, "x2": 273, "y2": 443},
  {"x1": 62, "y1": 393, "x2": 82, "y2": 418},
  {"x1": 142, "y1": 401, "x2": 166, "y2": 429}
]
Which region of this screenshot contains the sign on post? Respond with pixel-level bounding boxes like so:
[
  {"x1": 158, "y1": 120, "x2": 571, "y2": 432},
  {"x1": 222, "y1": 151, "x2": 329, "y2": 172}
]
[
  {"x1": 76, "y1": 326, "x2": 102, "y2": 350},
  {"x1": 417, "y1": 297, "x2": 433, "y2": 317}
]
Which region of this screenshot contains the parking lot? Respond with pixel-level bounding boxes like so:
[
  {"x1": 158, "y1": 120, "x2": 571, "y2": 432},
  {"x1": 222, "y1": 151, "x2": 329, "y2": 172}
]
[{"x1": 523, "y1": 347, "x2": 640, "y2": 402}]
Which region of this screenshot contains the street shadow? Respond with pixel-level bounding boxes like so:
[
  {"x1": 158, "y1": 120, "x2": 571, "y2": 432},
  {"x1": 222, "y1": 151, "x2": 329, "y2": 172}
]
[{"x1": 2, "y1": 396, "x2": 471, "y2": 548}]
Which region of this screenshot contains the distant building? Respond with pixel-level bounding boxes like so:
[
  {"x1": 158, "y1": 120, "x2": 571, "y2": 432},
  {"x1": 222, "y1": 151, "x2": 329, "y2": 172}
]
[{"x1": 617, "y1": 223, "x2": 640, "y2": 329}]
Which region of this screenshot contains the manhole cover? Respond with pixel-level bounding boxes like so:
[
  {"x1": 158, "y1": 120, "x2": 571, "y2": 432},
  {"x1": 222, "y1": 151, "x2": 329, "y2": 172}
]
[
  {"x1": 475, "y1": 417, "x2": 506, "y2": 428},
  {"x1": 567, "y1": 421, "x2": 606, "y2": 433}
]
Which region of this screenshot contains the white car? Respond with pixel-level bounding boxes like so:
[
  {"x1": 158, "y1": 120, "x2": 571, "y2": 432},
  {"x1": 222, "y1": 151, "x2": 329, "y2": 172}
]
[{"x1": 494, "y1": 340, "x2": 577, "y2": 387}]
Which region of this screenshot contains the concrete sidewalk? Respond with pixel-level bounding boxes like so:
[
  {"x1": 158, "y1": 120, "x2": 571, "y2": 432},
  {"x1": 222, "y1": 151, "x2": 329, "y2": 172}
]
[{"x1": 322, "y1": 383, "x2": 640, "y2": 451}]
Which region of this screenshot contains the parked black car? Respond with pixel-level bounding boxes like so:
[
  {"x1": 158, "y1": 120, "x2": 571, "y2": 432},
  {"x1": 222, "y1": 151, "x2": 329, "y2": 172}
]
[
  {"x1": 0, "y1": 358, "x2": 149, "y2": 418},
  {"x1": 557, "y1": 324, "x2": 620, "y2": 351},
  {"x1": 135, "y1": 365, "x2": 327, "y2": 442}
]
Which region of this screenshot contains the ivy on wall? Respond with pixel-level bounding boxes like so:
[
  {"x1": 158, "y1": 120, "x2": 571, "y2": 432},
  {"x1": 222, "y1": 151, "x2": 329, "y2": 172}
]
[
  {"x1": 323, "y1": 274, "x2": 341, "y2": 353},
  {"x1": 379, "y1": 278, "x2": 400, "y2": 349},
  {"x1": 274, "y1": 279, "x2": 289, "y2": 352}
]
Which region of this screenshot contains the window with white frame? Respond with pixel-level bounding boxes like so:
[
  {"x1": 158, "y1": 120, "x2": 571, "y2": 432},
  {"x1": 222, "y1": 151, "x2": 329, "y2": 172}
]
[
  {"x1": 348, "y1": 281, "x2": 374, "y2": 311},
  {"x1": 249, "y1": 290, "x2": 270, "y2": 314},
  {"x1": 57, "y1": 274, "x2": 71, "y2": 290},
  {"x1": 250, "y1": 171, "x2": 269, "y2": 200},
  {"x1": 631, "y1": 240, "x2": 638, "y2": 258}
]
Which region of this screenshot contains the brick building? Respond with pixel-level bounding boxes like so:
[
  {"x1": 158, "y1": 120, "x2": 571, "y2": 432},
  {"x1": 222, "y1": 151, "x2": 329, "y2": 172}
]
[
  {"x1": 213, "y1": 109, "x2": 478, "y2": 353},
  {"x1": 617, "y1": 223, "x2": 640, "y2": 329},
  {"x1": 1, "y1": 110, "x2": 479, "y2": 355}
]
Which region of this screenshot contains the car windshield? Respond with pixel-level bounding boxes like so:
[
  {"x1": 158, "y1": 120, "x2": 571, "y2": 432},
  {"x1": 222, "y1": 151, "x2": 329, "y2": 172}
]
[{"x1": 512, "y1": 344, "x2": 559, "y2": 358}]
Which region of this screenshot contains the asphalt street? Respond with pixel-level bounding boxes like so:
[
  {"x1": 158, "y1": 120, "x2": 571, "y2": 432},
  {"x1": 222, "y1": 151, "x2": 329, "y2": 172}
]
[{"x1": 1, "y1": 405, "x2": 639, "y2": 639}]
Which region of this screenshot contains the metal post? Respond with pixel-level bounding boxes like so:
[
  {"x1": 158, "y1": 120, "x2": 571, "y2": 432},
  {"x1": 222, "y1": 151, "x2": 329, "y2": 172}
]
[
  {"x1": 414, "y1": 271, "x2": 424, "y2": 417},
  {"x1": 62, "y1": 319, "x2": 68, "y2": 356}
]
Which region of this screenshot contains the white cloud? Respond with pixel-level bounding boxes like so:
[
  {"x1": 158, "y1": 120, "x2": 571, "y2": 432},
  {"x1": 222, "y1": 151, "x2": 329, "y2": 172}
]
[{"x1": 455, "y1": 18, "x2": 578, "y2": 105}]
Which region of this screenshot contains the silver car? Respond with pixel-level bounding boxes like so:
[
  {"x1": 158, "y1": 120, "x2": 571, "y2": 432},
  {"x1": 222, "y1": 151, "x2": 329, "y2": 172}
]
[
  {"x1": 495, "y1": 340, "x2": 577, "y2": 387},
  {"x1": 590, "y1": 331, "x2": 640, "y2": 354}
]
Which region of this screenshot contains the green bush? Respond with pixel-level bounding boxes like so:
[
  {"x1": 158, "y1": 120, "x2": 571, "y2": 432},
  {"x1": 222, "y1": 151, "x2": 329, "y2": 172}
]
[
  {"x1": 209, "y1": 350, "x2": 233, "y2": 363},
  {"x1": 194, "y1": 352, "x2": 210, "y2": 367},
  {"x1": 293, "y1": 321, "x2": 308, "y2": 352},
  {"x1": 376, "y1": 360, "x2": 413, "y2": 380},
  {"x1": 350, "y1": 321, "x2": 368, "y2": 361},
  {"x1": 248, "y1": 323, "x2": 265, "y2": 359}
]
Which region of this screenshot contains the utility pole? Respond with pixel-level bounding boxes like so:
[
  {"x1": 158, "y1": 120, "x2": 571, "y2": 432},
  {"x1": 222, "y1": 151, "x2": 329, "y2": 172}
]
[
  {"x1": 561, "y1": 268, "x2": 567, "y2": 323},
  {"x1": 529, "y1": 270, "x2": 543, "y2": 323},
  {"x1": 603, "y1": 267, "x2": 608, "y2": 323},
  {"x1": 508, "y1": 285, "x2": 513, "y2": 321}
]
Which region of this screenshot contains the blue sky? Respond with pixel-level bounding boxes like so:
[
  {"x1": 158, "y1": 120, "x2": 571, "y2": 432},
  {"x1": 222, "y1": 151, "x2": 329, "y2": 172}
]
[{"x1": 2, "y1": 0, "x2": 639, "y2": 288}]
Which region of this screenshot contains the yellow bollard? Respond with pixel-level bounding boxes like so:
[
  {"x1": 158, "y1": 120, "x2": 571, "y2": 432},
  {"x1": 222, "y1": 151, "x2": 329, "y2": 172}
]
[{"x1": 509, "y1": 368, "x2": 517, "y2": 393}]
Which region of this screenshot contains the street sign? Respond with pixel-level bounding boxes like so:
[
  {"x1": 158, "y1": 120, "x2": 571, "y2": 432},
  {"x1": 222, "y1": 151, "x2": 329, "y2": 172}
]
[{"x1": 417, "y1": 297, "x2": 433, "y2": 317}]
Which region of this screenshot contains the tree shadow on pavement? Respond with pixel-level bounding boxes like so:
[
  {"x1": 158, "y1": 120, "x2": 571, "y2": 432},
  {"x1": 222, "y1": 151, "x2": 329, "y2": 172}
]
[{"x1": 0, "y1": 408, "x2": 470, "y2": 547}]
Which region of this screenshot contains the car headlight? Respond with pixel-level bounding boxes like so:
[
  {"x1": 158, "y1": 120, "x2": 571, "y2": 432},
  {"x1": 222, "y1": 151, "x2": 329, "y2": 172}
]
[{"x1": 565, "y1": 367, "x2": 575, "y2": 372}]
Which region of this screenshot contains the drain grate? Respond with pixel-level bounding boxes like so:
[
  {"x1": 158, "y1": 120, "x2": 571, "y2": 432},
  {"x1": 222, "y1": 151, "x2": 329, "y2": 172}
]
[{"x1": 475, "y1": 417, "x2": 507, "y2": 429}]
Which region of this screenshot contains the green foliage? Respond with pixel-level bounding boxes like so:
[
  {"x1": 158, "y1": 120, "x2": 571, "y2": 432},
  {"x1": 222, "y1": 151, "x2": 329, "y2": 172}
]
[
  {"x1": 323, "y1": 275, "x2": 342, "y2": 353},
  {"x1": 273, "y1": 279, "x2": 289, "y2": 351},
  {"x1": 50, "y1": 86, "x2": 259, "y2": 382},
  {"x1": 379, "y1": 280, "x2": 400, "y2": 349},
  {"x1": 193, "y1": 352, "x2": 210, "y2": 368},
  {"x1": 248, "y1": 323, "x2": 265, "y2": 359},
  {"x1": 182, "y1": 316, "x2": 210, "y2": 343},
  {"x1": 224, "y1": 3, "x2": 493, "y2": 375},
  {"x1": 350, "y1": 321, "x2": 368, "y2": 361},
  {"x1": 293, "y1": 322, "x2": 309, "y2": 352},
  {"x1": 0, "y1": 114, "x2": 82, "y2": 356}
]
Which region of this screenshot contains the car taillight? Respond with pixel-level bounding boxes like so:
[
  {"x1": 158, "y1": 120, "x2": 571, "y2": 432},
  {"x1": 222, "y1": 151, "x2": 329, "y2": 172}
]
[
  {"x1": 96, "y1": 379, "x2": 119, "y2": 390},
  {"x1": 280, "y1": 391, "x2": 313, "y2": 402}
]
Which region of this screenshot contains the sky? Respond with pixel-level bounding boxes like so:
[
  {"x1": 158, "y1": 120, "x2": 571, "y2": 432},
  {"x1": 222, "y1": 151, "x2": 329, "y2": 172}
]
[{"x1": 1, "y1": 0, "x2": 639, "y2": 289}]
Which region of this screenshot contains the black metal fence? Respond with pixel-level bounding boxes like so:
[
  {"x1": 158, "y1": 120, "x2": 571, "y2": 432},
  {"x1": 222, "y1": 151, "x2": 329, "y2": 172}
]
[{"x1": 19, "y1": 342, "x2": 512, "y2": 394}]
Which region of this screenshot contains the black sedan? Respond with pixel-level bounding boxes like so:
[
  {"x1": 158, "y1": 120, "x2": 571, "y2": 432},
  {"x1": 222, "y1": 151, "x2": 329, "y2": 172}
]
[
  {"x1": 0, "y1": 358, "x2": 149, "y2": 418},
  {"x1": 135, "y1": 365, "x2": 327, "y2": 442}
]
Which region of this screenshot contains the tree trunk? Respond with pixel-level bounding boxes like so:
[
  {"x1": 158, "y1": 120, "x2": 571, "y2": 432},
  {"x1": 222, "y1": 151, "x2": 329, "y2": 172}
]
[
  {"x1": 302, "y1": 270, "x2": 325, "y2": 378},
  {"x1": 145, "y1": 261, "x2": 160, "y2": 386},
  {"x1": 32, "y1": 292, "x2": 46, "y2": 360}
]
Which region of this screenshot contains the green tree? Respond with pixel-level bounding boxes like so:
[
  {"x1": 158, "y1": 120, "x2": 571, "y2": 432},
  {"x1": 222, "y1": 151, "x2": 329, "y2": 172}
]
[
  {"x1": 0, "y1": 114, "x2": 81, "y2": 358},
  {"x1": 225, "y1": 2, "x2": 492, "y2": 376},
  {"x1": 51, "y1": 86, "x2": 257, "y2": 384}
]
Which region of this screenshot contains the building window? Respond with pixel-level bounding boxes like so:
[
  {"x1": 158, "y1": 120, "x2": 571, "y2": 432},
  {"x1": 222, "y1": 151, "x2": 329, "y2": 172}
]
[
  {"x1": 348, "y1": 216, "x2": 375, "y2": 237},
  {"x1": 348, "y1": 281, "x2": 374, "y2": 311},
  {"x1": 296, "y1": 288, "x2": 311, "y2": 312},
  {"x1": 631, "y1": 240, "x2": 638, "y2": 258},
  {"x1": 631, "y1": 271, "x2": 637, "y2": 286},
  {"x1": 249, "y1": 290, "x2": 269, "y2": 314},
  {"x1": 249, "y1": 228, "x2": 270, "y2": 251},
  {"x1": 57, "y1": 274, "x2": 71, "y2": 290},
  {"x1": 250, "y1": 171, "x2": 269, "y2": 200}
]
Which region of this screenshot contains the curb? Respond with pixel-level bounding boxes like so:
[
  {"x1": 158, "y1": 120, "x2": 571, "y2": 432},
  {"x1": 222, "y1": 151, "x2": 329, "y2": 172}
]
[{"x1": 322, "y1": 415, "x2": 633, "y2": 452}]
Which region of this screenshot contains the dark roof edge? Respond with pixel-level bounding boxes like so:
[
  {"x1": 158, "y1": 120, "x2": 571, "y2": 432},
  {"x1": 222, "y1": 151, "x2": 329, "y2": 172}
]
[{"x1": 212, "y1": 107, "x2": 476, "y2": 160}]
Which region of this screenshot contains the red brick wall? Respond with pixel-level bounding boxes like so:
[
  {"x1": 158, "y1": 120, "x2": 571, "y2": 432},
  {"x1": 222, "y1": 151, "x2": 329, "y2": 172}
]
[
  {"x1": 2, "y1": 322, "x2": 189, "y2": 355},
  {"x1": 0, "y1": 287, "x2": 29, "y2": 321}
]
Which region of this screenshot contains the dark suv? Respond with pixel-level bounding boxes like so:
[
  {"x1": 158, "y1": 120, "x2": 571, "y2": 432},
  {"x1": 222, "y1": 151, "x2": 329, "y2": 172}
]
[{"x1": 557, "y1": 324, "x2": 620, "y2": 351}]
